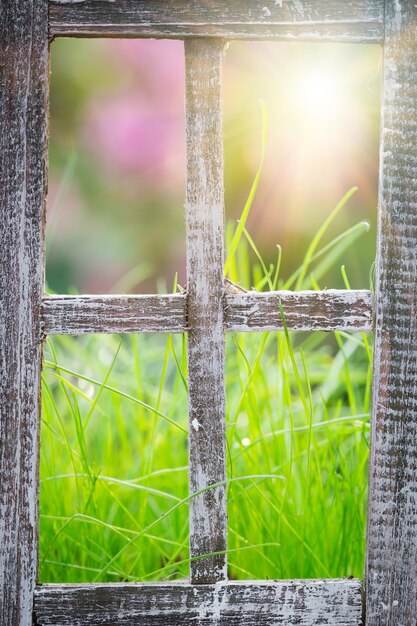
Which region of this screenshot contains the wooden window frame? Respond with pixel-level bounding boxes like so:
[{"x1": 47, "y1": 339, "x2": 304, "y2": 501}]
[{"x1": 1, "y1": 1, "x2": 416, "y2": 624}]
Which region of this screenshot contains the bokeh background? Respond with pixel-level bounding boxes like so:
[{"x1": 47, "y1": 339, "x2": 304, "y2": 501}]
[{"x1": 47, "y1": 39, "x2": 381, "y2": 294}]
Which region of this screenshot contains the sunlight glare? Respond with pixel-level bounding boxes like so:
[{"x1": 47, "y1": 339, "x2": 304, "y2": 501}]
[{"x1": 294, "y1": 70, "x2": 344, "y2": 121}]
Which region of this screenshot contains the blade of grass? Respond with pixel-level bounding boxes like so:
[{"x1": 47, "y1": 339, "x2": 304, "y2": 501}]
[
  {"x1": 224, "y1": 100, "x2": 267, "y2": 276},
  {"x1": 44, "y1": 360, "x2": 187, "y2": 434}
]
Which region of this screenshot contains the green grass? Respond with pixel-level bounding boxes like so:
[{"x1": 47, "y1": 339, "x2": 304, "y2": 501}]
[{"x1": 40, "y1": 190, "x2": 372, "y2": 583}]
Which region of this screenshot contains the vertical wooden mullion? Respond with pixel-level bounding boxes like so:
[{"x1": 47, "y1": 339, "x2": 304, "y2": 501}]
[
  {"x1": 366, "y1": 2, "x2": 417, "y2": 624},
  {"x1": 0, "y1": 1, "x2": 49, "y2": 624},
  {"x1": 185, "y1": 38, "x2": 227, "y2": 584}
]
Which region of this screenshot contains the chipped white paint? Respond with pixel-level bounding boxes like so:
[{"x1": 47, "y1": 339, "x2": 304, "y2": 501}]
[
  {"x1": 34, "y1": 579, "x2": 363, "y2": 625},
  {"x1": 42, "y1": 294, "x2": 187, "y2": 335},
  {"x1": 192, "y1": 418, "x2": 201, "y2": 432},
  {"x1": 185, "y1": 39, "x2": 227, "y2": 584},
  {"x1": 366, "y1": 2, "x2": 417, "y2": 625},
  {"x1": 225, "y1": 289, "x2": 373, "y2": 333},
  {"x1": 48, "y1": 0, "x2": 385, "y2": 42},
  {"x1": 0, "y1": 1, "x2": 49, "y2": 624},
  {"x1": 292, "y1": 0, "x2": 306, "y2": 15},
  {"x1": 3, "y1": 1, "x2": 417, "y2": 624},
  {"x1": 41, "y1": 290, "x2": 372, "y2": 336}
]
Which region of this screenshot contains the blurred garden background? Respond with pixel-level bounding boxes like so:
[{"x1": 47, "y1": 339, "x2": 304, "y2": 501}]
[{"x1": 47, "y1": 39, "x2": 381, "y2": 293}]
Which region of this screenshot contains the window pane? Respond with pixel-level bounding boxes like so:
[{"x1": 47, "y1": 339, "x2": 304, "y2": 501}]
[
  {"x1": 40, "y1": 333, "x2": 188, "y2": 582},
  {"x1": 224, "y1": 41, "x2": 380, "y2": 290},
  {"x1": 226, "y1": 330, "x2": 370, "y2": 579},
  {"x1": 47, "y1": 39, "x2": 185, "y2": 295}
]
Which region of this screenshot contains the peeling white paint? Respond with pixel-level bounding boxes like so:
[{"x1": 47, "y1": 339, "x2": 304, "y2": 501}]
[
  {"x1": 191, "y1": 418, "x2": 201, "y2": 432},
  {"x1": 34, "y1": 579, "x2": 363, "y2": 624},
  {"x1": 3, "y1": 2, "x2": 414, "y2": 624},
  {"x1": 185, "y1": 40, "x2": 227, "y2": 585},
  {"x1": 366, "y1": 3, "x2": 417, "y2": 624},
  {"x1": 225, "y1": 290, "x2": 373, "y2": 333},
  {"x1": 49, "y1": 2, "x2": 385, "y2": 42},
  {"x1": 42, "y1": 294, "x2": 187, "y2": 335}
]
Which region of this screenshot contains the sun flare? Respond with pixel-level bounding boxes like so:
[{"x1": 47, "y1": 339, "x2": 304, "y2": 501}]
[{"x1": 294, "y1": 70, "x2": 344, "y2": 121}]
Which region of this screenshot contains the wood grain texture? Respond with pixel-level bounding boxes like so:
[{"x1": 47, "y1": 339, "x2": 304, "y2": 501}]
[
  {"x1": 34, "y1": 579, "x2": 363, "y2": 625},
  {"x1": 365, "y1": 2, "x2": 417, "y2": 625},
  {"x1": 49, "y1": 0, "x2": 384, "y2": 42},
  {"x1": 185, "y1": 39, "x2": 227, "y2": 584},
  {"x1": 41, "y1": 290, "x2": 373, "y2": 335},
  {"x1": 225, "y1": 289, "x2": 373, "y2": 332},
  {"x1": 0, "y1": 1, "x2": 49, "y2": 624},
  {"x1": 42, "y1": 294, "x2": 187, "y2": 335}
]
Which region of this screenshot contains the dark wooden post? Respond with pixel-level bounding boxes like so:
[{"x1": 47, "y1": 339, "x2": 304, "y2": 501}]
[
  {"x1": 0, "y1": 1, "x2": 49, "y2": 624},
  {"x1": 365, "y1": 1, "x2": 417, "y2": 624}
]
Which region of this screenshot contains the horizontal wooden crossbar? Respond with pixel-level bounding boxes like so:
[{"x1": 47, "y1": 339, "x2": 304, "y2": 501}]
[
  {"x1": 225, "y1": 289, "x2": 372, "y2": 332},
  {"x1": 49, "y1": 0, "x2": 384, "y2": 42},
  {"x1": 41, "y1": 290, "x2": 373, "y2": 335},
  {"x1": 41, "y1": 294, "x2": 187, "y2": 335},
  {"x1": 34, "y1": 579, "x2": 363, "y2": 625}
]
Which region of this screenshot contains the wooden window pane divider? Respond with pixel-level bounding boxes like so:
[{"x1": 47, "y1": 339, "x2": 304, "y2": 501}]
[
  {"x1": 185, "y1": 38, "x2": 227, "y2": 584},
  {"x1": 41, "y1": 293, "x2": 188, "y2": 335},
  {"x1": 41, "y1": 289, "x2": 373, "y2": 336},
  {"x1": 48, "y1": 0, "x2": 385, "y2": 42},
  {"x1": 34, "y1": 579, "x2": 363, "y2": 626}
]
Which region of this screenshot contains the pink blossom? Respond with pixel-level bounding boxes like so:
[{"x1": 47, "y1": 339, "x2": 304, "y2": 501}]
[
  {"x1": 81, "y1": 40, "x2": 185, "y2": 186},
  {"x1": 101, "y1": 39, "x2": 184, "y2": 102},
  {"x1": 84, "y1": 92, "x2": 183, "y2": 182}
]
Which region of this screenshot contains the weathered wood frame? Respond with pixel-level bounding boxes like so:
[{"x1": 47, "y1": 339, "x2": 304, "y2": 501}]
[{"x1": 1, "y1": 1, "x2": 416, "y2": 625}]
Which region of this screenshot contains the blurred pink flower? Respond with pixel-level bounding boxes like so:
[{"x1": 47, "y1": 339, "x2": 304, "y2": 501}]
[
  {"x1": 82, "y1": 40, "x2": 185, "y2": 187},
  {"x1": 101, "y1": 39, "x2": 184, "y2": 102},
  {"x1": 84, "y1": 92, "x2": 183, "y2": 181}
]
